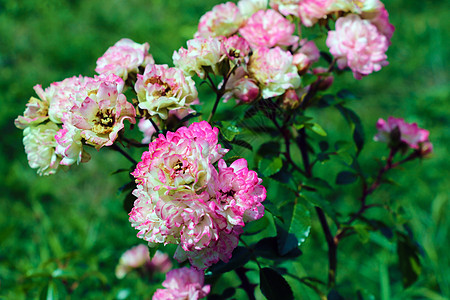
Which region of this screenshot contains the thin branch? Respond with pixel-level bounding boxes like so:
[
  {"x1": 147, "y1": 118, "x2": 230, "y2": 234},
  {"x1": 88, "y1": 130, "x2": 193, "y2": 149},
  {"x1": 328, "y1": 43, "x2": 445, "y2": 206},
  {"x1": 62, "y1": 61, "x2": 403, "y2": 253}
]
[{"x1": 111, "y1": 144, "x2": 137, "y2": 165}]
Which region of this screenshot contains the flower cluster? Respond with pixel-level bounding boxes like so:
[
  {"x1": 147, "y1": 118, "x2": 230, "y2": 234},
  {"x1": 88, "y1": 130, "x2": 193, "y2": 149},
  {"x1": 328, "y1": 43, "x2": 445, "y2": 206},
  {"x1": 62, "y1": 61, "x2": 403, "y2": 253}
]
[
  {"x1": 374, "y1": 117, "x2": 433, "y2": 156},
  {"x1": 172, "y1": 0, "x2": 394, "y2": 108},
  {"x1": 15, "y1": 38, "x2": 200, "y2": 175},
  {"x1": 115, "y1": 244, "x2": 172, "y2": 279},
  {"x1": 153, "y1": 267, "x2": 210, "y2": 300},
  {"x1": 129, "y1": 121, "x2": 266, "y2": 269},
  {"x1": 15, "y1": 73, "x2": 135, "y2": 175}
]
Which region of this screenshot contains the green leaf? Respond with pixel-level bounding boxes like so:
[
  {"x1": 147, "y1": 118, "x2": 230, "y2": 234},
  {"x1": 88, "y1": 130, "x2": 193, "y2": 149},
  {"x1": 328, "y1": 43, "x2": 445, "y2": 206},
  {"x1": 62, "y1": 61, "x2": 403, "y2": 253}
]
[
  {"x1": 253, "y1": 237, "x2": 301, "y2": 260},
  {"x1": 207, "y1": 247, "x2": 251, "y2": 276},
  {"x1": 220, "y1": 121, "x2": 240, "y2": 141},
  {"x1": 40, "y1": 280, "x2": 58, "y2": 300},
  {"x1": 335, "y1": 171, "x2": 358, "y2": 185},
  {"x1": 336, "y1": 105, "x2": 365, "y2": 154},
  {"x1": 337, "y1": 89, "x2": 359, "y2": 100},
  {"x1": 307, "y1": 123, "x2": 327, "y2": 136},
  {"x1": 277, "y1": 197, "x2": 311, "y2": 255},
  {"x1": 230, "y1": 139, "x2": 253, "y2": 151},
  {"x1": 353, "y1": 225, "x2": 370, "y2": 243},
  {"x1": 319, "y1": 141, "x2": 329, "y2": 152},
  {"x1": 123, "y1": 189, "x2": 136, "y2": 213},
  {"x1": 149, "y1": 245, "x2": 159, "y2": 260},
  {"x1": 396, "y1": 232, "x2": 422, "y2": 287},
  {"x1": 260, "y1": 268, "x2": 294, "y2": 300},
  {"x1": 243, "y1": 214, "x2": 270, "y2": 236},
  {"x1": 258, "y1": 156, "x2": 283, "y2": 177}
]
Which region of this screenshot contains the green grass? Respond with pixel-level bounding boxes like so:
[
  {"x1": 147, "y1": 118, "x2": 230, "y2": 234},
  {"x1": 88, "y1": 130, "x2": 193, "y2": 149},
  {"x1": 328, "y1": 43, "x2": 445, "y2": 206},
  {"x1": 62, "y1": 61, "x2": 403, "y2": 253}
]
[{"x1": 1, "y1": 0, "x2": 448, "y2": 298}]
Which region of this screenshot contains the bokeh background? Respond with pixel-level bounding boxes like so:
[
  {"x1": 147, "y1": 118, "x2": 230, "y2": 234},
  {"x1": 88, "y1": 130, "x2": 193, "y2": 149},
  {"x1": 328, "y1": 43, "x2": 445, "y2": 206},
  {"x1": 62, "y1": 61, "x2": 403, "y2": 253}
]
[{"x1": 0, "y1": 0, "x2": 448, "y2": 299}]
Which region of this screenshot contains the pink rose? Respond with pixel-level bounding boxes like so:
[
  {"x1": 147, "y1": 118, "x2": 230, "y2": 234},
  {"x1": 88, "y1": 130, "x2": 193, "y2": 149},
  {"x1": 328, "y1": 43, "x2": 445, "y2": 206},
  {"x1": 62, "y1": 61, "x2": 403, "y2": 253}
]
[
  {"x1": 326, "y1": 14, "x2": 389, "y2": 79},
  {"x1": 239, "y1": 9, "x2": 298, "y2": 48}
]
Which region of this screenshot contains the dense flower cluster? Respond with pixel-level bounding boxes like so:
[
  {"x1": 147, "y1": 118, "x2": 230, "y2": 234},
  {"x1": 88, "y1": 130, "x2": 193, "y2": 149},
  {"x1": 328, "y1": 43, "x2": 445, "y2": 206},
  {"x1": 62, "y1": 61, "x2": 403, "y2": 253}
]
[
  {"x1": 15, "y1": 73, "x2": 136, "y2": 174},
  {"x1": 115, "y1": 245, "x2": 172, "y2": 279},
  {"x1": 374, "y1": 117, "x2": 433, "y2": 155},
  {"x1": 153, "y1": 267, "x2": 210, "y2": 300},
  {"x1": 129, "y1": 121, "x2": 266, "y2": 269}
]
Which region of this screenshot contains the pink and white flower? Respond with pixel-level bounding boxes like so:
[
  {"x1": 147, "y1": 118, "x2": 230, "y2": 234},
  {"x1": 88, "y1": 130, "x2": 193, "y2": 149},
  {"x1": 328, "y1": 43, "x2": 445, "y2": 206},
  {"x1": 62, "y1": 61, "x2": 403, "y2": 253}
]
[
  {"x1": 14, "y1": 85, "x2": 49, "y2": 129},
  {"x1": 63, "y1": 74, "x2": 136, "y2": 149},
  {"x1": 95, "y1": 38, "x2": 154, "y2": 80},
  {"x1": 135, "y1": 64, "x2": 198, "y2": 119},
  {"x1": 23, "y1": 122, "x2": 61, "y2": 176},
  {"x1": 298, "y1": 0, "x2": 332, "y2": 27},
  {"x1": 326, "y1": 14, "x2": 389, "y2": 79},
  {"x1": 43, "y1": 75, "x2": 92, "y2": 124},
  {"x1": 115, "y1": 245, "x2": 172, "y2": 279},
  {"x1": 270, "y1": 0, "x2": 301, "y2": 17},
  {"x1": 248, "y1": 46, "x2": 301, "y2": 98},
  {"x1": 238, "y1": 0, "x2": 268, "y2": 18},
  {"x1": 223, "y1": 35, "x2": 251, "y2": 62},
  {"x1": 152, "y1": 267, "x2": 210, "y2": 300},
  {"x1": 173, "y1": 37, "x2": 226, "y2": 79},
  {"x1": 374, "y1": 117, "x2": 431, "y2": 150},
  {"x1": 129, "y1": 122, "x2": 266, "y2": 269},
  {"x1": 195, "y1": 2, "x2": 244, "y2": 38},
  {"x1": 239, "y1": 9, "x2": 298, "y2": 48},
  {"x1": 223, "y1": 67, "x2": 260, "y2": 103},
  {"x1": 293, "y1": 40, "x2": 320, "y2": 72},
  {"x1": 54, "y1": 124, "x2": 90, "y2": 166}
]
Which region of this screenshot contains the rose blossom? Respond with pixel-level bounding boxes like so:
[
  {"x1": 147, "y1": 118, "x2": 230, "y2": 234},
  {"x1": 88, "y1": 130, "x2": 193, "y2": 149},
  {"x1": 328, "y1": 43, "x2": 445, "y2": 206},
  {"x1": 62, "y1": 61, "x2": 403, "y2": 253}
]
[
  {"x1": 152, "y1": 267, "x2": 210, "y2": 300},
  {"x1": 195, "y1": 2, "x2": 244, "y2": 38},
  {"x1": 238, "y1": 0, "x2": 268, "y2": 18},
  {"x1": 298, "y1": 0, "x2": 332, "y2": 27},
  {"x1": 63, "y1": 74, "x2": 136, "y2": 149},
  {"x1": 23, "y1": 122, "x2": 61, "y2": 176},
  {"x1": 270, "y1": 0, "x2": 301, "y2": 17},
  {"x1": 222, "y1": 67, "x2": 260, "y2": 103},
  {"x1": 239, "y1": 9, "x2": 298, "y2": 48},
  {"x1": 54, "y1": 124, "x2": 90, "y2": 166},
  {"x1": 95, "y1": 38, "x2": 154, "y2": 80},
  {"x1": 41, "y1": 75, "x2": 92, "y2": 124},
  {"x1": 173, "y1": 37, "x2": 226, "y2": 79},
  {"x1": 374, "y1": 117, "x2": 431, "y2": 151},
  {"x1": 293, "y1": 40, "x2": 320, "y2": 72},
  {"x1": 248, "y1": 46, "x2": 301, "y2": 98},
  {"x1": 326, "y1": 14, "x2": 389, "y2": 79},
  {"x1": 115, "y1": 245, "x2": 172, "y2": 279},
  {"x1": 135, "y1": 64, "x2": 198, "y2": 119},
  {"x1": 15, "y1": 84, "x2": 52, "y2": 129},
  {"x1": 129, "y1": 122, "x2": 266, "y2": 269}
]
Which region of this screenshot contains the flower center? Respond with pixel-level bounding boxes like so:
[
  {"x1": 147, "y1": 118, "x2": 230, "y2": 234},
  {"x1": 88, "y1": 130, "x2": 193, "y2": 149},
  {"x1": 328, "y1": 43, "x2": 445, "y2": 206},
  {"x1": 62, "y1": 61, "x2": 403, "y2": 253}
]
[{"x1": 92, "y1": 109, "x2": 115, "y2": 135}]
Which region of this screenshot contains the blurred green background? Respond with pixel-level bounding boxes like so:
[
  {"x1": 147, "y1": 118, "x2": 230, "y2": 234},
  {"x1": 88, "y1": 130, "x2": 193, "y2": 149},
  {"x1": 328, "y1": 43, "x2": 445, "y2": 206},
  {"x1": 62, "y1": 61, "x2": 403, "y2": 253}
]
[{"x1": 0, "y1": 0, "x2": 448, "y2": 299}]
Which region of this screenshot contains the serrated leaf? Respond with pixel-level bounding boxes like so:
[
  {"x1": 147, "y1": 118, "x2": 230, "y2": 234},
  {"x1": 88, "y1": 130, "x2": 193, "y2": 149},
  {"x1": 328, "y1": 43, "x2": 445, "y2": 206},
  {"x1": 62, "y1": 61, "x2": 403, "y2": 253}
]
[
  {"x1": 258, "y1": 156, "x2": 283, "y2": 177},
  {"x1": 260, "y1": 268, "x2": 294, "y2": 300},
  {"x1": 277, "y1": 198, "x2": 311, "y2": 255},
  {"x1": 336, "y1": 171, "x2": 358, "y2": 185}
]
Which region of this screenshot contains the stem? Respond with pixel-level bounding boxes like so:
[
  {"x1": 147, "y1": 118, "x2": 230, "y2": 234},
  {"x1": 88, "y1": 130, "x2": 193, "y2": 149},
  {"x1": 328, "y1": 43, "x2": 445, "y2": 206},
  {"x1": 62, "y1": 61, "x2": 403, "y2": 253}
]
[
  {"x1": 335, "y1": 149, "x2": 420, "y2": 241},
  {"x1": 235, "y1": 267, "x2": 257, "y2": 300},
  {"x1": 297, "y1": 127, "x2": 338, "y2": 288},
  {"x1": 111, "y1": 144, "x2": 137, "y2": 165},
  {"x1": 120, "y1": 136, "x2": 149, "y2": 148},
  {"x1": 316, "y1": 207, "x2": 337, "y2": 288},
  {"x1": 149, "y1": 118, "x2": 162, "y2": 134},
  {"x1": 206, "y1": 65, "x2": 237, "y2": 124}
]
